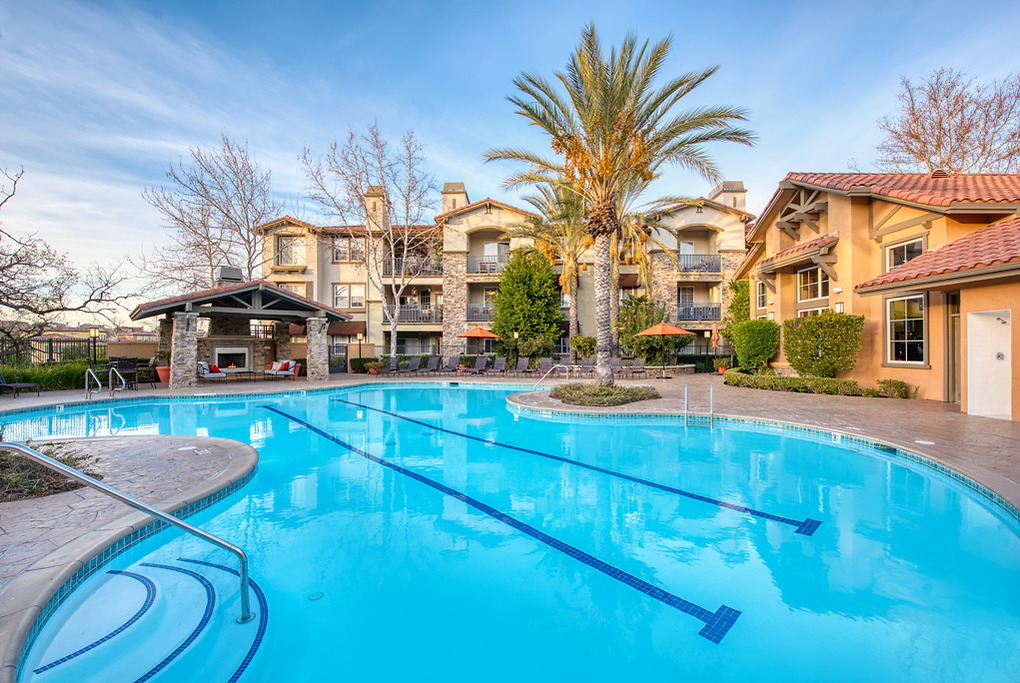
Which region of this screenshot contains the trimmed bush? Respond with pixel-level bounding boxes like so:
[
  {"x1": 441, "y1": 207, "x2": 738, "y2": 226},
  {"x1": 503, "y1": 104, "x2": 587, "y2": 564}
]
[
  {"x1": 728, "y1": 320, "x2": 779, "y2": 373},
  {"x1": 782, "y1": 312, "x2": 865, "y2": 377},
  {"x1": 1, "y1": 442, "x2": 101, "y2": 501},
  {"x1": 0, "y1": 361, "x2": 91, "y2": 391},
  {"x1": 569, "y1": 335, "x2": 596, "y2": 358},
  {"x1": 550, "y1": 382, "x2": 660, "y2": 407},
  {"x1": 723, "y1": 369, "x2": 859, "y2": 395},
  {"x1": 876, "y1": 378, "x2": 910, "y2": 398},
  {"x1": 349, "y1": 357, "x2": 377, "y2": 373}
]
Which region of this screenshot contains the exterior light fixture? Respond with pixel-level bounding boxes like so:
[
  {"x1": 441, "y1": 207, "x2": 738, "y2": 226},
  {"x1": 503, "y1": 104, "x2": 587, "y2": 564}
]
[
  {"x1": 767, "y1": 312, "x2": 775, "y2": 321},
  {"x1": 834, "y1": 302, "x2": 845, "y2": 314}
]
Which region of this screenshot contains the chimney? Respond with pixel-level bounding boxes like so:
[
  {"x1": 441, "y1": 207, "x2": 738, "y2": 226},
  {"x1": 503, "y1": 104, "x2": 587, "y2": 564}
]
[
  {"x1": 441, "y1": 182, "x2": 469, "y2": 214},
  {"x1": 708, "y1": 180, "x2": 747, "y2": 211},
  {"x1": 214, "y1": 265, "x2": 244, "y2": 287},
  {"x1": 364, "y1": 185, "x2": 390, "y2": 230}
]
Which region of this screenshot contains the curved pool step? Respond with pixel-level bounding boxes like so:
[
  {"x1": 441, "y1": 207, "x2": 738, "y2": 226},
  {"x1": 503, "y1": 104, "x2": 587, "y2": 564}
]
[{"x1": 25, "y1": 558, "x2": 268, "y2": 682}]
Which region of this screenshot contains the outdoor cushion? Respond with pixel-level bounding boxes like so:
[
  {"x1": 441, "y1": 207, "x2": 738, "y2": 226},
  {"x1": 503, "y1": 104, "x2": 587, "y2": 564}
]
[
  {"x1": 269, "y1": 361, "x2": 283, "y2": 371},
  {"x1": 209, "y1": 363, "x2": 220, "y2": 373}
]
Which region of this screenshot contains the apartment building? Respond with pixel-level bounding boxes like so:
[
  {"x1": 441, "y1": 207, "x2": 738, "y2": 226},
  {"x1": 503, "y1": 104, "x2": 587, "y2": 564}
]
[
  {"x1": 737, "y1": 171, "x2": 1020, "y2": 420},
  {"x1": 254, "y1": 181, "x2": 752, "y2": 356}
]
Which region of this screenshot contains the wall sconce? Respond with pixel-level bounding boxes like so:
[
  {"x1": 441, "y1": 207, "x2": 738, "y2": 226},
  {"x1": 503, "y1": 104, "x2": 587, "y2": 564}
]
[
  {"x1": 833, "y1": 287, "x2": 843, "y2": 294},
  {"x1": 696, "y1": 205, "x2": 703, "y2": 214},
  {"x1": 834, "y1": 302, "x2": 845, "y2": 314},
  {"x1": 767, "y1": 300, "x2": 774, "y2": 306},
  {"x1": 767, "y1": 312, "x2": 775, "y2": 321},
  {"x1": 704, "y1": 330, "x2": 711, "y2": 338}
]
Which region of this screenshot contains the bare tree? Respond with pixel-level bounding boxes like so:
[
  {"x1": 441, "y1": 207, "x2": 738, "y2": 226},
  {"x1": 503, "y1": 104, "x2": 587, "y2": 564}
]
[
  {"x1": 141, "y1": 134, "x2": 281, "y2": 293},
  {"x1": 876, "y1": 68, "x2": 1020, "y2": 173},
  {"x1": 302, "y1": 125, "x2": 438, "y2": 359},
  {"x1": 0, "y1": 167, "x2": 129, "y2": 341}
]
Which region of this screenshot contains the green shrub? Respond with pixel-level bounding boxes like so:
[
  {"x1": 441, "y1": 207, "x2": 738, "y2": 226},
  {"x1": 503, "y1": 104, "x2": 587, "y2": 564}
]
[
  {"x1": 1, "y1": 361, "x2": 91, "y2": 391},
  {"x1": 876, "y1": 378, "x2": 910, "y2": 398},
  {"x1": 0, "y1": 442, "x2": 101, "y2": 501},
  {"x1": 550, "y1": 382, "x2": 660, "y2": 406},
  {"x1": 728, "y1": 320, "x2": 780, "y2": 373},
  {"x1": 720, "y1": 280, "x2": 750, "y2": 342},
  {"x1": 349, "y1": 357, "x2": 378, "y2": 373},
  {"x1": 782, "y1": 312, "x2": 865, "y2": 377},
  {"x1": 518, "y1": 336, "x2": 555, "y2": 358},
  {"x1": 723, "y1": 369, "x2": 859, "y2": 395},
  {"x1": 569, "y1": 335, "x2": 596, "y2": 358}
]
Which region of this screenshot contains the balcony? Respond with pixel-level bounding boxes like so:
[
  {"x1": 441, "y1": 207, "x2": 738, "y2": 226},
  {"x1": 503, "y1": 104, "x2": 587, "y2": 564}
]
[
  {"x1": 677, "y1": 304, "x2": 721, "y2": 321},
  {"x1": 466, "y1": 303, "x2": 494, "y2": 321},
  {"x1": 384, "y1": 305, "x2": 444, "y2": 323},
  {"x1": 467, "y1": 256, "x2": 508, "y2": 274},
  {"x1": 383, "y1": 257, "x2": 443, "y2": 276},
  {"x1": 677, "y1": 253, "x2": 721, "y2": 272}
]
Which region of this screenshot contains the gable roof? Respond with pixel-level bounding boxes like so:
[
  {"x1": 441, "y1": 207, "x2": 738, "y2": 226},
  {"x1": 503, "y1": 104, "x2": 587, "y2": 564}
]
[
  {"x1": 654, "y1": 196, "x2": 756, "y2": 220},
  {"x1": 130, "y1": 280, "x2": 351, "y2": 322},
  {"x1": 434, "y1": 197, "x2": 538, "y2": 222},
  {"x1": 786, "y1": 172, "x2": 1020, "y2": 208},
  {"x1": 855, "y1": 217, "x2": 1020, "y2": 294},
  {"x1": 759, "y1": 234, "x2": 839, "y2": 267}
]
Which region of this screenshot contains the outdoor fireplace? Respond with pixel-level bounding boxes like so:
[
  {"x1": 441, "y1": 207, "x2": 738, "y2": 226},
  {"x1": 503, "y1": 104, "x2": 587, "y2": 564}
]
[{"x1": 214, "y1": 346, "x2": 250, "y2": 372}]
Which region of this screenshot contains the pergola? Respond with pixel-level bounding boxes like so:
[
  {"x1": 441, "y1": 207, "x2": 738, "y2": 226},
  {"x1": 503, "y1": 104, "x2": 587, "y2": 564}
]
[{"x1": 130, "y1": 280, "x2": 351, "y2": 389}]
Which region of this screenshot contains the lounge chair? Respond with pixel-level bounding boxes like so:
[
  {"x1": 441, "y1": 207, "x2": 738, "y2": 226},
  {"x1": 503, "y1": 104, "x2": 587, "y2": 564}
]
[
  {"x1": 510, "y1": 356, "x2": 531, "y2": 376},
  {"x1": 416, "y1": 356, "x2": 440, "y2": 374},
  {"x1": 466, "y1": 356, "x2": 488, "y2": 374},
  {"x1": 0, "y1": 372, "x2": 40, "y2": 398},
  {"x1": 398, "y1": 357, "x2": 422, "y2": 373},
  {"x1": 377, "y1": 357, "x2": 399, "y2": 375},
  {"x1": 266, "y1": 360, "x2": 301, "y2": 379},
  {"x1": 481, "y1": 356, "x2": 507, "y2": 375},
  {"x1": 198, "y1": 361, "x2": 227, "y2": 380},
  {"x1": 439, "y1": 357, "x2": 460, "y2": 375},
  {"x1": 536, "y1": 357, "x2": 564, "y2": 377},
  {"x1": 620, "y1": 357, "x2": 646, "y2": 377},
  {"x1": 574, "y1": 356, "x2": 595, "y2": 375}
]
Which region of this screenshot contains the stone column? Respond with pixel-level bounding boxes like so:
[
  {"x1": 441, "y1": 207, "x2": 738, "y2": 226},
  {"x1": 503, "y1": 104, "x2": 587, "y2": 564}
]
[
  {"x1": 650, "y1": 252, "x2": 678, "y2": 322},
  {"x1": 157, "y1": 316, "x2": 173, "y2": 357},
  {"x1": 305, "y1": 317, "x2": 329, "y2": 382},
  {"x1": 170, "y1": 312, "x2": 199, "y2": 390},
  {"x1": 273, "y1": 321, "x2": 292, "y2": 361},
  {"x1": 441, "y1": 253, "x2": 467, "y2": 357}
]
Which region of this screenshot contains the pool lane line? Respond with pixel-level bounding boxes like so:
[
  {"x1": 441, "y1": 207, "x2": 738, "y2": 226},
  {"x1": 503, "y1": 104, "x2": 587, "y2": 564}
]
[
  {"x1": 262, "y1": 405, "x2": 741, "y2": 643},
  {"x1": 33, "y1": 570, "x2": 158, "y2": 674},
  {"x1": 177, "y1": 558, "x2": 270, "y2": 683},
  {"x1": 332, "y1": 397, "x2": 822, "y2": 536},
  {"x1": 135, "y1": 563, "x2": 216, "y2": 682}
]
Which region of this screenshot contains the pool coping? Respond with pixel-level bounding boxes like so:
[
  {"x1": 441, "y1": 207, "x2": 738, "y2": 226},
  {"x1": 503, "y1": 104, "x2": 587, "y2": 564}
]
[
  {"x1": 0, "y1": 436, "x2": 258, "y2": 683},
  {"x1": 506, "y1": 393, "x2": 1020, "y2": 525}
]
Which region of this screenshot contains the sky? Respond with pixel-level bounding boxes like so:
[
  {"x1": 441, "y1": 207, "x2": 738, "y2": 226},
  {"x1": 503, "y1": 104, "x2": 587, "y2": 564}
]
[{"x1": 2, "y1": 0, "x2": 1020, "y2": 321}]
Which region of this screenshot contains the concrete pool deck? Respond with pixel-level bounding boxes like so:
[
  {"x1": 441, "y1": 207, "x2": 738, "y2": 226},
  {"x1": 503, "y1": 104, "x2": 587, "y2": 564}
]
[{"x1": 0, "y1": 372, "x2": 1017, "y2": 679}]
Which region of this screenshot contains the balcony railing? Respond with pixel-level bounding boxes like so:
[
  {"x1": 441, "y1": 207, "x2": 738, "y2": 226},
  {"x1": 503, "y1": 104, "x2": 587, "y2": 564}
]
[
  {"x1": 467, "y1": 256, "x2": 508, "y2": 274},
  {"x1": 677, "y1": 253, "x2": 722, "y2": 272},
  {"x1": 384, "y1": 305, "x2": 444, "y2": 323},
  {"x1": 466, "y1": 303, "x2": 494, "y2": 321},
  {"x1": 677, "y1": 304, "x2": 721, "y2": 321},
  {"x1": 383, "y1": 257, "x2": 443, "y2": 276}
]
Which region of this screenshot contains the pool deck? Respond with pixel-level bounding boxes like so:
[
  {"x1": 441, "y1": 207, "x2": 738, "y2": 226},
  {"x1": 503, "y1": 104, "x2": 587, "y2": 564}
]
[{"x1": 0, "y1": 372, "x2": 1017, "y2": 680}]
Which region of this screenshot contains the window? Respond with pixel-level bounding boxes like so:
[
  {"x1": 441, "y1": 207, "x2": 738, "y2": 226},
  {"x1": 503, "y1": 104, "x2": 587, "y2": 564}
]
[
  {"x1": 797, "y1": 307, "x2": 828, "y2": 317},
  {"x1": 888, "y1": 295, "x2": 925, "y2": 363},
  {"x1": 886, "y1": 238, "x2": 923, "y2": 271},
  {"x1": 755, "y1": 281, "x2": 767, "y2": 309},
  {"x1": 678, "y1": 241, "x2": 695, "y2": 255},
  {"x1": 560, "y1": 291, "x2": 571, "y2": 308},
  {"x1": 418, "y1": 288, "x2": 431, "y2": 308},
  {"x1": 332, "y1": 236, "x2": 364, "y2": 262},
  {"x1": 333, "y1": 283, "x2": 366, "y2": 309},
  {"x1": 797, "y1": 267, "x2": 829, "y2": 301},
  {"x1": 277, "y1": 283, "x2": 306, "y2": 295},
  {"x1": 276, "y1": 236, "x2": 305, "y2": 266},
  {"x1": 679, "y1": 286, "x2": 695, "y2": 306},
  {"x1": 483, "y1": 287, "x2": 498, "y2": 305}
]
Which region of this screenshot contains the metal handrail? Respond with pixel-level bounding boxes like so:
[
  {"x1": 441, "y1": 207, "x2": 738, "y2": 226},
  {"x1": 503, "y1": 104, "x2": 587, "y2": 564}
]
[
  {"x1": 0, "y1": 441, "x2": 256, "y2": 624},
  {"x1": 108, "y1": 366, "x2": 126, "y2": 394},
  {"x1": 533, "y1": 364, "x2": 570, "y2": 388},
  {"x1": 85, "y1": 368, "x2": 102, "y2": 400}
]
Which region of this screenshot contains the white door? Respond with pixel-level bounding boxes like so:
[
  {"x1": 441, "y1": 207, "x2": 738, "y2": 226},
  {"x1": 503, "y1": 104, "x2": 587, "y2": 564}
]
[{"x1": 967, "y1": 310, "x2": 1012, "y2": 420}]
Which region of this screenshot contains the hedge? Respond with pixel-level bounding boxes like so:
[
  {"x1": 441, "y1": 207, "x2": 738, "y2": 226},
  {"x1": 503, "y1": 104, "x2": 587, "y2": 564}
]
[
  {"x1": 782, "y1": 312, "x2": 865, "y2": 378},
  {"x1": 550, "y1": 383, "x2": 660, "y2": 406},
  {"x1": 729, "y1": 320, "x2": 780, "y2": 373},
  {"x1": 723, "y1": 369, "x2": 860, "y2": 395},
  {"x1": 0, "y1": 361, "x2": 94, "y2": 391}
]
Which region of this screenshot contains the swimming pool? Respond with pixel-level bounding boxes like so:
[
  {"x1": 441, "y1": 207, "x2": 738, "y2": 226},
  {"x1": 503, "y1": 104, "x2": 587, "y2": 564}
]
[{"x1": 10, "y1": 384, "x2": 1020, "y2": 681}]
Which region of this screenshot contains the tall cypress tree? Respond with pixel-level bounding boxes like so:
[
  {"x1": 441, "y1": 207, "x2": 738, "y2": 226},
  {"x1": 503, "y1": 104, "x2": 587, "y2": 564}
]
[{"x1": 492, "y1": 248, "x2": 563, "y2": 355}]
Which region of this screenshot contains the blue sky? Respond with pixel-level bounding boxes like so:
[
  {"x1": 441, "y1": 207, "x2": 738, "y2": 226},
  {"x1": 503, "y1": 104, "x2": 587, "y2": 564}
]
[{"x1": 3, "y1": 0, "x2": 1020, "y2": 273}]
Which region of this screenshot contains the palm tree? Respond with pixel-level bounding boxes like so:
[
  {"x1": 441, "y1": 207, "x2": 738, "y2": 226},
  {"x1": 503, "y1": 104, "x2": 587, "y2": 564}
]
[
  {"x1": 485, "y1": 23, "x2": 754, "y2": 385},
  {"x1": 506, "y1": 184, "x2": 590, "y2": 361}
]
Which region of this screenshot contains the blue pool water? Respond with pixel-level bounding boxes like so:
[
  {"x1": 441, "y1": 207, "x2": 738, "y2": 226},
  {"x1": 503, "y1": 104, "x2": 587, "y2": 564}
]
[{"x1": 10, "y1": 385, "x2": 1020, "y2": 682}]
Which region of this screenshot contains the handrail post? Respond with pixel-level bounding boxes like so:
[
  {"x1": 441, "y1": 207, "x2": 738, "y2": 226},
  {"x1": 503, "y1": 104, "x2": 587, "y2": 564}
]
[
  {"x1": 85, "y1": 368, "x2": 102, "y2": 400},
  {"x1": 533, "y1": 364, "x2": 569, "y2": 389},
  {"x1": 0, "y1": 441, "x2": 255, "y2": 624},
  {"x1": 108, "y1": 367, "x2": 126, "y2": 394}
]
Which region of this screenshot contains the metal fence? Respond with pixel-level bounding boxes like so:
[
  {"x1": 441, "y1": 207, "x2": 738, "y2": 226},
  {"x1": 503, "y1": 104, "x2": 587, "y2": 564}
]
[{"x1": 0, "y1": 338, "x2": 107, "y2": 366}]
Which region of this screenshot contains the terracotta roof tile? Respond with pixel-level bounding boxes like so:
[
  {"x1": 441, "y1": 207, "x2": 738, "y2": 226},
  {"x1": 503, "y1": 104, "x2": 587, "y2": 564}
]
[
  {"x1": 760, "y1": 234, "x2": 839, "y2": 266},
  {"x1": 856, "y1": 217, "x2": 1020, "y2": 290},
  {"x1": 787, "y1": 172, "x2": 1020, "y2": 207}
]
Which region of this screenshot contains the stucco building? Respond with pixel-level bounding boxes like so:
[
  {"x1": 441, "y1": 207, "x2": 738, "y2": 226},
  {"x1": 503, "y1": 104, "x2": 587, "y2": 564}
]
[{"x1": 737, "y1": 171, "x2": 1020, "y2": 420}]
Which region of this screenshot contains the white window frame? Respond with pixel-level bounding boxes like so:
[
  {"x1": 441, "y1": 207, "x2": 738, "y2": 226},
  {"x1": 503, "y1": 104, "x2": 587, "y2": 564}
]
[
  {"x1": 276, "y1": 236, "x2": 305, "y2": 266},
  {"x1": 885, "y1": 237, "x2": 924, "y2": 272},
  {"x1": 332, "y1": 283, "x2": 366, "y2": 309},
  {"x1": 277, "y1": 282, "x2": 307, "y2": 296},
  {"x1": 797, "y1": 266, "x2": 829, "y2": 302},
  {"x1": 755, "y1": 281, "x2": 767, "y2": 309},
  {"x1": 797, "y1": 307, "x2": 828, "y2": 317},
  {"x1": 886, "y1": 294, "x2": 926, "y2": 364},
  {"x1": 332, "y1": 236, "x2": 365, "y2": 263}
]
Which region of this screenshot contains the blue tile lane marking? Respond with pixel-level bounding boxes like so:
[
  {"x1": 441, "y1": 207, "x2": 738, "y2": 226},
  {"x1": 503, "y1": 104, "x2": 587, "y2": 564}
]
[
  {"x1": 177, "y1": 558, "x2": 269, "y2": 683},
  {"x1": 134, "y1": 563, "x2": 216, "y2": 682},
  {"x1": 333, "y1": 397, "x2": 822, "y2": 536},
  {"x1": 33, "y1": 570, "x2": 157, "y2": 674},
  {"x1": 263, "y1": 405, "x2": 741, "y2": 643}
]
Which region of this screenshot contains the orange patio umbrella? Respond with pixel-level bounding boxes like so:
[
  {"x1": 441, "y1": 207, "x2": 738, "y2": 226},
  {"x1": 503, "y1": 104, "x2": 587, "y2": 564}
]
[
  {"x1": 635, "y1": 322, "x2": 695, "y2": 378},
  {"x1": 456, "y1": 326, "x2": 499, "y2": 339}
]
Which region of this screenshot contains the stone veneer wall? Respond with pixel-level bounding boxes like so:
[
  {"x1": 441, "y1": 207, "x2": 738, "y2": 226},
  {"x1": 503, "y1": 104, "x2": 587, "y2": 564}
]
[
  {"x1": 169, "y1": 312, "x2": 198, "y2": 389},
  {"x1": 157, "y1": 318, "x2": 173, "y2": 357},
  {"x1": 305, "y1": 317, "x2": 328, "y2": 381},
  {"x1": 718, "y1": 250, "x2": 747, "y2": 317},
  {"x1": 441, "y1": 253, "x2": 468, "y2": 356},
  {"x1": 208, "y1": 316, "x2": 250, "y2": 336},
  {"x1": 272, "y1": 322, "x2": 292, "y2": 363},
  {"x1": 650, "y1": 252, "x2": 679, "y2": 321}
]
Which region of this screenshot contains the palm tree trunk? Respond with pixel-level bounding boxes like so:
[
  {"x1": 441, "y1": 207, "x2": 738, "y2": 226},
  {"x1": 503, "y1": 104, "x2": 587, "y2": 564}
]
[
  {"x1": 592, "y1": 233, "x2": 614, "y2": 386},
  {"x1": 609, "y1": 254, "x2": 620, "y2": 355}
]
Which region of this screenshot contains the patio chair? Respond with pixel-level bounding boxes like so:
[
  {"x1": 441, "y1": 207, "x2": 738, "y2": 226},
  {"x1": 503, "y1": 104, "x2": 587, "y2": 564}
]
[
  {"x1": 377, "y1": 357, "x2": 399, "y2": 375},
  {"x1": 574, "y1": 356, "x2": 595, "y2": 375},
  {"x1": 416, "y1": 356, "x2": 440, "y2": 374},
  {"x1": 625, "y1": 357, "x2": 647, "y2": 377},
  {"x1": 466, "y1": 356, "x2": 488, "y2": 374},
  {"x1": 536, "y1": 357, "x2": 563, "y2": 377},
  {"x1": 108, "y1": 356, "x2": 138, "y2": 390},
  {"x1": 398, "y1": 357, "x2": 422, "y2": 374},
  {"x1": 136, "y1": 356, "x2": 158, "y2": 388},
  {"x1": 439, "y1": 357, "x2": 460, "y2": 375},
  {"x1": 510, "y1": 356, "x2": 531, "y2": 376},
  {"x1": 0, "y1": 372, "x2": 40, "y2": 398},
  {"x1": 197, "y1": 361, "x2": 227, "y2": 380},
  {"x1": 481, "y1": 356, "x2": 507, "y2": 375},
  {"x1": 266, "y1": 360, "x2": 300, "y2": 379}
]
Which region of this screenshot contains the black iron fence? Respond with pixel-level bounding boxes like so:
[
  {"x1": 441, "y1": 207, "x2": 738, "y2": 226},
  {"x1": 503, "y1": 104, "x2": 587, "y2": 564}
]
[{"x1": 0, "y1": 338, "x2": 107, "y2": 366}]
